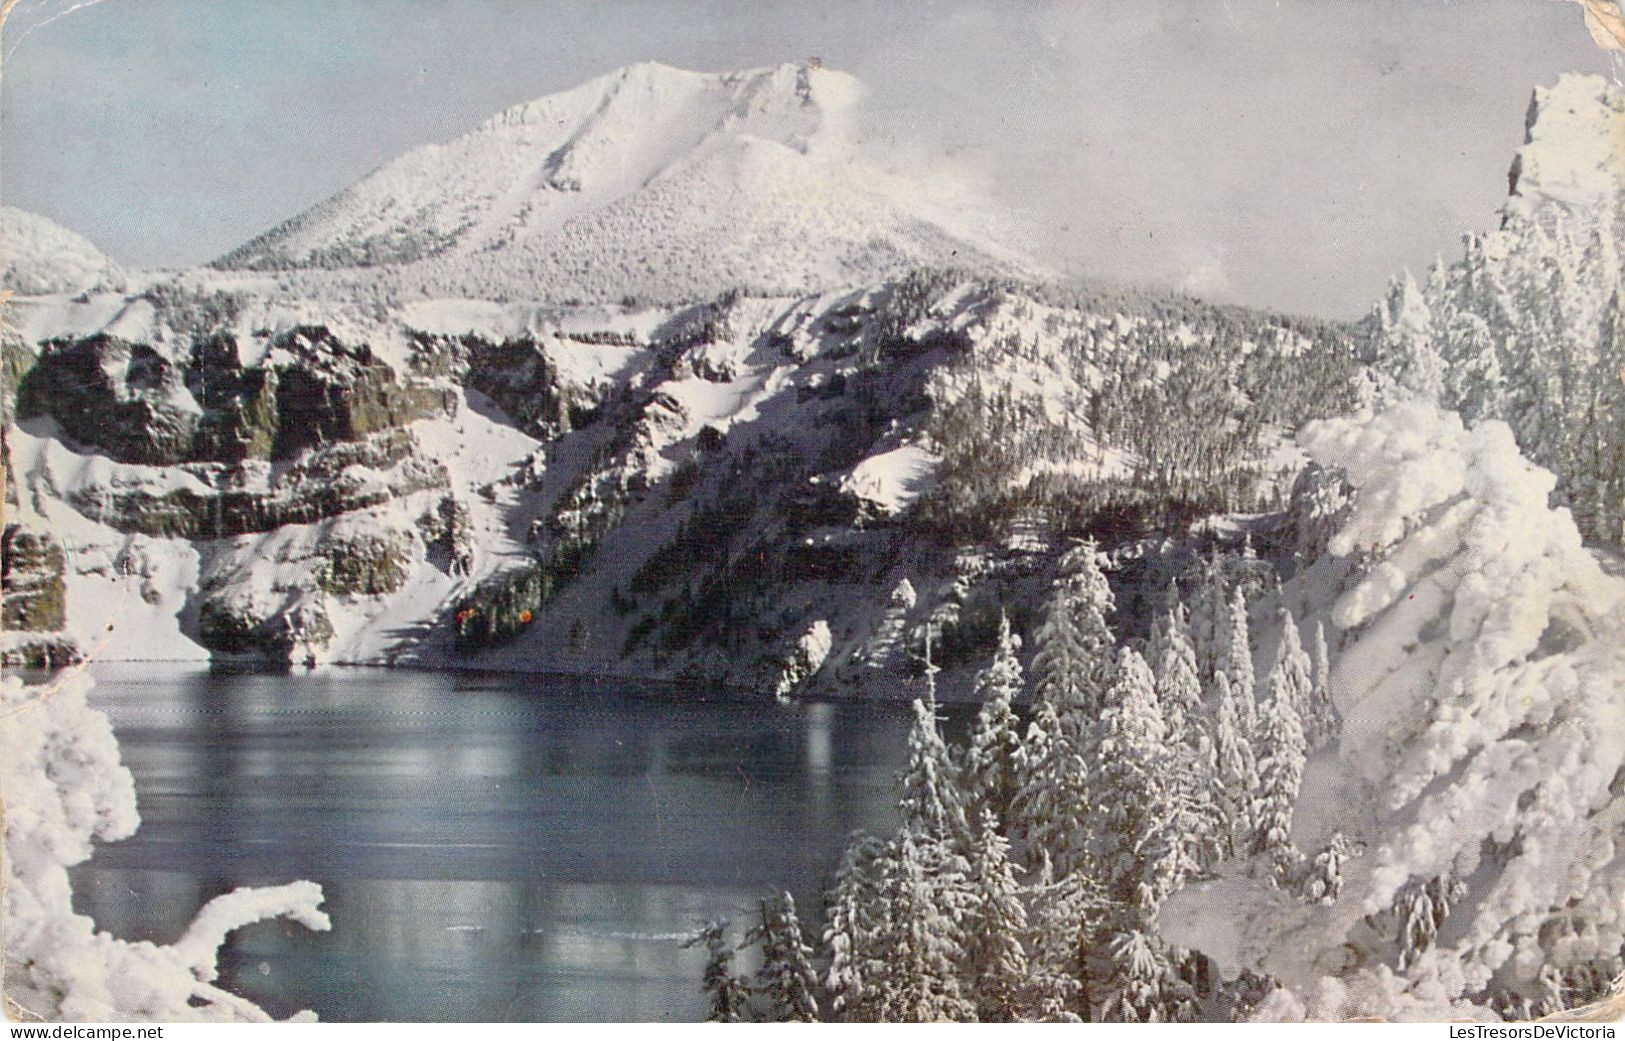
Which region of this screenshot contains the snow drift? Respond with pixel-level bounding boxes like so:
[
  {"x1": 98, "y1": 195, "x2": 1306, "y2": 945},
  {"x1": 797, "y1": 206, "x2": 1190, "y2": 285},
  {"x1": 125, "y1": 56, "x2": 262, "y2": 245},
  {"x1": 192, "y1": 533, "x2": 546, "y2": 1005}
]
[{"x1": 1164, "y1": 403, "x2": 1625, "y2": 1020}]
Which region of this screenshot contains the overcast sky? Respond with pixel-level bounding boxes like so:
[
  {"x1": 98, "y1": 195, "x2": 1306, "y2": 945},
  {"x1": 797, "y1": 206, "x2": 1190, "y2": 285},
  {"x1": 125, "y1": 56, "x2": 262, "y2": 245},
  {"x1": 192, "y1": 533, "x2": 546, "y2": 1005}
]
[{"x1": 0, "y1": 0, "x2": 1616, "y2": 317}]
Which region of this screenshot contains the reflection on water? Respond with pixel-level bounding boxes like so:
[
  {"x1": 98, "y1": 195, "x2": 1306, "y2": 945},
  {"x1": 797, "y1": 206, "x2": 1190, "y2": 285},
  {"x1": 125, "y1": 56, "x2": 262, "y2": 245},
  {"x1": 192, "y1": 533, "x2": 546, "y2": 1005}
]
[{"x1": 70, "y1": 666, "x2": 914, "y2": 1021}]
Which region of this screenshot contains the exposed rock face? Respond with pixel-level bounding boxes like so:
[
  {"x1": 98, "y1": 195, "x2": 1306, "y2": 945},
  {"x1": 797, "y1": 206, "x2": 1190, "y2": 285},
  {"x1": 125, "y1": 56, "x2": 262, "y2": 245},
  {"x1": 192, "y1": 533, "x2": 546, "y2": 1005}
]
[
  {"x1": 19, "y1": 327, "x2": 456, "y2": 467},
  {"x1": 63, "y1": 431, "x2": 449, "y2": 539},
  {"x1": 1505, "y1": 73, "x2": 1625, "y2": 218},
  {"x1": 197, "y1": 595, "x2": 334, "y2": 664},
  {"x1": 409, "y1": 333, "x2": 609, "y2": 440},
  {"x1": 1, "y1": 525, "x2": 66, "y2": 632},
  {"x1": 316, "y1": 531, "x2": 415, "y2": 597}
]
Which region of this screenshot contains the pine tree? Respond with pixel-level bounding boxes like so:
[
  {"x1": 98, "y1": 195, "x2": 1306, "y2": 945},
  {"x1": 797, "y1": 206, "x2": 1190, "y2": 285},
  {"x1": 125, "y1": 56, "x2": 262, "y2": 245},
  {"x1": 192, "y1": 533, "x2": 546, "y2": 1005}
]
[
  {"x1": 1188, "y1": 553, "x2": 1228, "y2": 683},
  {"x1": 1021, "y1": 851, "x2": 1092, "y2": 1022},
  {"x1": 1100, "y1": 928, "x2": 1194, "y2": 1023},
  {"x1": 1211, "y1": 670, "x2": 1261, "y2": 857},
  {"x1": 1087, "y1": 647, "x2": 1174, "y2": 915},
  {"x1": 1029, "y1": 539, "x2": 1116, "y2": 717},
  {"x1": 1371, "y1": 270, "x2": 1446, "y2": 402},
  {"x1": 1304, "y1": 620, "x2": 1340, "y2": 750},
  {"x1": 1151, "y1": 585, "x2": 1204, "y2": 742},
  {"x1": 1016, "y1": 542, "x2": 1116, "y2": 874},
  {"x1": 964, "y1": 810, "x2": 1030, "y2": 1022},
  {"x1": 1395, "y1": 875, "x2": 1463, "y2": 970},
  {"x1": 685, "y1": 919, "x2": 754, "y2": 1022},
  {"x1": 824, "y1": 834, "x2": 887, "y2": 1021},
  {"x1": 872, "y1": 826, "x2": 977, "y2": 1022},
  {"x1": 747, "y1": 892, "x2": 821, "y2": 1022},
  {"x1": 898, "y1": 696, "x2": 968, "y2": 845},
  {"x1": 1577, "y1": 285, "x2": 1625, "y2": 545},
  {"x1": 1012, "y1": 698, "x2": 1091, "y2": 875},
  {"x1": 1272, "y1": 612, "x2": 1316, "y2": 746},
  {"x1": 1440, "y1": 310, "x2": 1506, "y2": 424},
  {"x1": 963, "y1": 613, "x2": 1025, "y2": 832},
  {"x1": 1253, "y1": 642, "x2": 1308, "y2": 881},
  {"x1": 1219, "y1": 586, "x2": 1257, "y2": 737},
  {"x1": 1300, "y1": 831, "x2": 1350, "y2": 905},
  {"x1": 1152, "y1": 593, "x2": 1221, "y2": 874}
]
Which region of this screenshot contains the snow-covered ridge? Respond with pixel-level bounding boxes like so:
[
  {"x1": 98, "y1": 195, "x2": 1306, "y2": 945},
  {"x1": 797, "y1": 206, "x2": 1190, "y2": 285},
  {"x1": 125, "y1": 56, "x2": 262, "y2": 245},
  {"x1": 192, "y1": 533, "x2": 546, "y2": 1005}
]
[
  {"x1": 210, "y1": 61, "x2": 1026, "y2": 303},
  {"x1": 1, "y1": 206, "x2": 126, "y2": 296},
  {"x1": 3, "y1": 270, "x2": 1353, "y2": 688}
]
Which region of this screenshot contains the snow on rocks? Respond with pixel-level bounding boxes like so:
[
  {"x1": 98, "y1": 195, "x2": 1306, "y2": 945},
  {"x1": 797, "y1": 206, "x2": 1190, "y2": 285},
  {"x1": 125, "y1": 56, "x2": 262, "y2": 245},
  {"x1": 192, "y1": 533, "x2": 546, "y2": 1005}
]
[
  {"x1": 1164, "y1": 403, "x2": 1625, "y2": 1020},
  {"x1": 1507, "y1": 74, "x2": 1625, "y2": 216},
  {"x1": 1, "y1": 672, "x2": 330, "y2": 1021},
  {"x1": 839, "y1": 445, "x2": 940, "y2": 516}
]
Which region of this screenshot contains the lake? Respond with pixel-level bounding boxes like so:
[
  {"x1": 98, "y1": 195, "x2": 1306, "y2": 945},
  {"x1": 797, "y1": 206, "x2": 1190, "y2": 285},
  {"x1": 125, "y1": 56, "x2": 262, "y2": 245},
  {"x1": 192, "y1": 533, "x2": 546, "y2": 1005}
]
[{"x1": 69, "y1": 665, "x2": 921, "y2": 1021}]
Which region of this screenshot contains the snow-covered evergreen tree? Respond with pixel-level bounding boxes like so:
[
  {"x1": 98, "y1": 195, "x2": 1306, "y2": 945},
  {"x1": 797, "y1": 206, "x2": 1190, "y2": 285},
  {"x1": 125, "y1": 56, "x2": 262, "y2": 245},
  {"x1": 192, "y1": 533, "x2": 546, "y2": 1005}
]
[
  {"x1": 1299, "y1": 831, "x2": 1350, "y2": 906},
  {"x1": 1370, "y1": 270, "x2": 1446, "y2": 403},
  {"x1": 1087, "y1": 646, "x2": 1175, "y2": 915},
  {"x1": 685, "y1": 919, "x2": 754, "y2": 1023},
  {"x1": 1021, "y1": 852, "x2": 1093, "y2": 1023},
  {"x1": 1269, "y1": 610, "x2": 1315, "y2": 743},
  {"x1": 1252, "y1": 645, "x2": 1307, "y2": 882},
  {"x1": 964, "y1": 809, "x2": 1030, "y2": 1022},
  {"x1": 963, "y1": 613, "x2": 1025, "y2": 832},
  {"x1": 1211, "y1": 669, "x2": 1261, "y2": 858},
  {"x1": 1016, "y1": 542, "x2": 1115, "y2": 874},
  {"x1": 1013, "y1": 698, "x2": 1090, "y2": 875},
  {"x1": 898, "y1": 696, "x2": 968, "y2": 845},
  {"x1": 871, "y1": 826, "x2": 977, "y2": 1022},
  {"x1": 823, "y1": 834, "x2": 888, "y2": 1021},
  {"x1": 1099, "y1": 928, "x2": 1195, "y2": 1023},
  {"x1": 1304, "y1": 620, "x2": 1339, "y2": 750},
  {"x1": 1218, "y1": 586, "x2": 1257, "y2": 737},
  {"x1": 1028, "y1": 538, "x2": 1116, "y2": 716},
  {"x1": 1151, "y1": 586, "x2": 1204, "y2": 743},
  {"x1": 1153, "y1": 594, "x2": 1222, "y2": 873},
  {"x1": 747, "y1": 892, "x2": 821, "y2": 1022}
]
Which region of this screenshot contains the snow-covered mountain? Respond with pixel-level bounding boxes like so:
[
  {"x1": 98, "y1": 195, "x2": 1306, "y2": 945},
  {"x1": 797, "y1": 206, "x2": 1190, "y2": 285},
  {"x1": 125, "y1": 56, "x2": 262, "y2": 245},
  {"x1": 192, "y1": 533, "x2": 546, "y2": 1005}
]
[
  {"x1": 1, "y1": 207, "x2": 126, "y2": 296},
  {"x1": 11, "y1": 60, "x2": 1625, "y2": 1027},
  {"x1": 213, "y1": 62, "x2": 1026, "y2": 303},
  {"x1": 6, "y1": 66, "x2": 1617, "y2": 708}
]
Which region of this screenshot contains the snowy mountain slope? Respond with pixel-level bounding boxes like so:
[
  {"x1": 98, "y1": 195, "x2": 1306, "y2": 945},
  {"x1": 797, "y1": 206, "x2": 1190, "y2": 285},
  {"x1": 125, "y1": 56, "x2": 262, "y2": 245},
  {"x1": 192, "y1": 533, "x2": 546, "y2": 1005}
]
[
  {"x1": 211, "y1": 62, "x2": 1027, "y2": 303},
  {"x1": 3, "y1": 272, "x2": 1355, "y2": 690},
  {"x1": 1, "y1": 206, "x2": 126, "y2": 296}
]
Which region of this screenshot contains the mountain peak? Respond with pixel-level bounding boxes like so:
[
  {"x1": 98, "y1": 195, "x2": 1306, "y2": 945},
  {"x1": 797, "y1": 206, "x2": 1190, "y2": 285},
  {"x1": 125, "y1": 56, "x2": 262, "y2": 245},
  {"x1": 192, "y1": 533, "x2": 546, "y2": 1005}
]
[
  {"x1": 1506, "y1": 72, "x2": 1625, "y2": 216},
  {"x1": 1, "y1": 206, "x2": 126, "y2": 296},
  {"x1": 212, "y1": 62, "x2": 1022, "y2": 303}
]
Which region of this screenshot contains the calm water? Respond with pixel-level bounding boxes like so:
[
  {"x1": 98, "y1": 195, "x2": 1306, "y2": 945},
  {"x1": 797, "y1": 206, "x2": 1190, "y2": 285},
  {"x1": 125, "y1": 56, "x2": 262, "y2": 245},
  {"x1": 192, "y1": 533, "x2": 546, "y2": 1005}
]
[{"x1": 70, "y1": 665, "x2": 918, "y2": 1022}]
